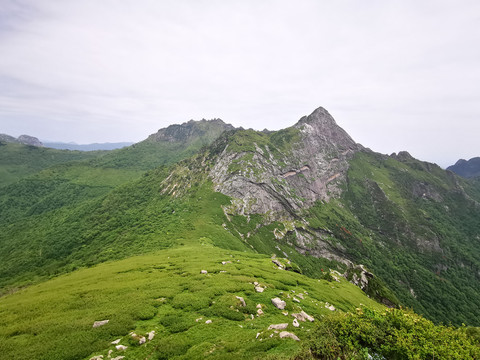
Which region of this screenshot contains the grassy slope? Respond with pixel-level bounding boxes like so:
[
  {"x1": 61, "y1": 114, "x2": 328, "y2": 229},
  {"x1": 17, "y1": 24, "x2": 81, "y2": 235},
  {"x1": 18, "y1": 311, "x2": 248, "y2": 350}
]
[{"x1": 0, "y1": 243, "x2": 382, "y2": 360}]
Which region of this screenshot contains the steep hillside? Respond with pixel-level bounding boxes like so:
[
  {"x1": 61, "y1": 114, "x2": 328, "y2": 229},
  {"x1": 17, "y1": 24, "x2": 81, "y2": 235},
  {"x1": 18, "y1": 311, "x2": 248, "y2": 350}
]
[
  {"x1": 448, "y1": 157, "x2": 480, "y2": 178},
  {"x1": 2, "y1": 107, "x2": 480, "y2": 330}
]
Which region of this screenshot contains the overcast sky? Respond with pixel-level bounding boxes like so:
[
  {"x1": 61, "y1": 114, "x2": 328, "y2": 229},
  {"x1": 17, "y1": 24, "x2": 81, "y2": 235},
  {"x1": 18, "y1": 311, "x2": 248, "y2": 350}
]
[{"x1": 1, "y1": 0, "x2": 479, "y2": 167}]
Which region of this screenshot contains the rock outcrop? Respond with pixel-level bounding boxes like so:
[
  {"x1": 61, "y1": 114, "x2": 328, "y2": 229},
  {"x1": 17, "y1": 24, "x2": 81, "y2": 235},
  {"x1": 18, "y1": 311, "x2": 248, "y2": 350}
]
[
  {"x1": 0, "y1": 133, "x2": 43, "y2": 147},
  {"x1": 210, "y1": 107, "x2": 361, "y2": 218}
]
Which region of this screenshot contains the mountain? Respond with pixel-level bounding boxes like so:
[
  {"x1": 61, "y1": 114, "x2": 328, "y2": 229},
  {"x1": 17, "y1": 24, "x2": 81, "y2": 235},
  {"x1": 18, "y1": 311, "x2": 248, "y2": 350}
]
[
  {"x1": 43, "y1": 141, "x2": 134, "y2": 151},
  {"x1": 1, "y1": 108, "x2": 480, "y2": 359},
  {"x1": 0, "y1": 133, "x2": 43, "y2": 146},
  {"x1": 448, "y1": 157, "x2": 480, "y2": 178}
]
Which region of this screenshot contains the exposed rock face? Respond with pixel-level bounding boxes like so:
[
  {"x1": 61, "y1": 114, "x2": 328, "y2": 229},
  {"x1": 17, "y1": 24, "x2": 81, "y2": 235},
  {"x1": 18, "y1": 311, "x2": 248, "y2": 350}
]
[
  {"x1": 210, "y1": 107, "x2": 361, "y2": 218},
  {"x1": 0, "y1": 133, "x2": 43, "y2": 147},
  {"x1": 147, "y1": 119, "x2": 234, "y2": 143}
]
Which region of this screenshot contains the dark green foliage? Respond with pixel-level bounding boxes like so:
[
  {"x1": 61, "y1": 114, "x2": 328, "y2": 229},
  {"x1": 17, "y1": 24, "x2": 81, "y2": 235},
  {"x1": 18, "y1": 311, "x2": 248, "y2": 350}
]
[{"x1": 297, "y1": 307, "x2": 480, "y2": 359}]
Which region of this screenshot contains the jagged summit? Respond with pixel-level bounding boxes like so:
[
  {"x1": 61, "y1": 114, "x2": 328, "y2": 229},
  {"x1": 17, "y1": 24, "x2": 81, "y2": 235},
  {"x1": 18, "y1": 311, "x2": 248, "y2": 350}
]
[
  {"x1": 147, "y1": 118, "x2": 235, "y2": 143},
  {"x1": 294, "y1": 107, "x2": 360, "y2": 152}
]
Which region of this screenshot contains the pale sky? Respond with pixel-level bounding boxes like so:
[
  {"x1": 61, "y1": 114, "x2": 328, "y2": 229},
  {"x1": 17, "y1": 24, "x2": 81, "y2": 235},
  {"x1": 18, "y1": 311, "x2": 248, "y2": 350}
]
[{"x1": 0, "y1": 0, "x2": 479, "y2": 167}]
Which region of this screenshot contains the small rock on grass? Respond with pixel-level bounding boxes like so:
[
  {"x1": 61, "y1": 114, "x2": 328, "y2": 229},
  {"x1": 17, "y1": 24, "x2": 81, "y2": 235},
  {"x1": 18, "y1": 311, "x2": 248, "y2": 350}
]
[
  {"x1": 205, "y1": 319, "x2": 212, "y2": 324},
  {"x1": 201, "y1": 270, "x2": 208, "y2": 274},
  {"x1": 268, "y1": 323, "x2": 288, "y2": 330},
  {"x1": 255, "y1": 286, "x2": 264, "y2": 293},
  {"x1": 115, "y1": 345, "x2": 128, "y2": 351},
  {"x1": 148, "y1": 330, "x2": 155, "y2": 341},
  {"x1": 292, "y1": 310, "x2": 314, "y2": 322},
  {"x1": 89, "y1": 356, "x2": 103, "y2": 360},
  {"x1": 279, "y1": 331, "x2": 300, "y2": 341},
  {"x1": 271, "y1": 297, "x2": 286, "y2": 310},
  {"x1": 111, "y1": 339, "x2": 121, "y2": 345},
  {"x1": 257, "y1": 309, "x2": 264, "y2": 316},
  {"x1": 293, "y1": 318, "x2": 300, "y2": 327},
  {"x1": 92, "y1": 320, "x2": 109, "y2": 328},
  {"x1": 236, "y1": 296, "x2": 246, "y2": 307}
]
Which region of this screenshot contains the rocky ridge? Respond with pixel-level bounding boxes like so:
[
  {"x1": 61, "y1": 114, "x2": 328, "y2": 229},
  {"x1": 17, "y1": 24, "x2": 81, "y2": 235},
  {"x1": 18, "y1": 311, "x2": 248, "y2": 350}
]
[{"x1": 0, "y1": 133, "x2": 43, "y2": 147}]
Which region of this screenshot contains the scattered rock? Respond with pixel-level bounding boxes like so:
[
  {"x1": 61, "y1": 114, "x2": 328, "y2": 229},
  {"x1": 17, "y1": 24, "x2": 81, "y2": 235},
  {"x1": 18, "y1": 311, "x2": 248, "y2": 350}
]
[
  {"x1": 108, "y1": 349, "x2": 113, "y2": 358},
  {"x1": 271, "y1": 297, "x2": 286, "y2": 310},
  {"x1": 254, "y1": 281, "x2": 259, "y2": 286},
  {"x1": 292, "y1": 310, "x2": 314, "y2": 322},
  {"x1": 282, "y1": 311, "x2": 288, "y2": 316},
  {"x1": 268, "y1": 323, "x2": 288, "y2": 330},
  {"x1": 272, "y1": 259, "x2": 284, "y2": 269},
  {"x1": 297, "y1": 293, "x2": 305, "y2": 299},
  {"x1": 201, "y1": 270, "x2": 208, "y2": 274},
  {"x1": 251, "y1": 314, "x2": 255, "y2": 319},
  {"x1": 115, "y1": 345, "x2": 128, "y2": 351},
  {"x1": 111, "y1": 339, "x2": 121, "y2": 345},
  {"x1": 256, "y1": 332, "x2": 261, "y2": 339},
  {"x1": 205, "y1": 319, "x2": 212, "y2": 324},
  {"x1": 326, "y1": 304, "x2": 336, "y2": 311},
  {"x1": 236, "y1": 296, "x2": 246, "y2": 307},
  {"x1": 293, "y1": 318, "x2": 300, "y2": 327},
  {"x1": 257, "y1": 309, "x2": 264, "y2": 316},
  {"x1": 221, "y1": 261, "x2": 232, "y2": 265},
  {"x1": 279, "y1": 331, "x2": 300, "y2": 341},
  {"x1": 89, "y1": 356, "x2": 103, "y2": 360},
  {"x1": 93, "y1": 320, "x2": 109, "y2": 328},
  {"x1": 196, "y1": 317, "x2": 203, "y2": 322},
  {"x1": 255, "y1": 286, "x2": 264, "y2": 293},
  {"x1": 111, "y1": 357, "x2": 125, "y2": 360},
  {"x1": 147, "y1": 330, "x2": 155, "y2": 341},
  {"x1": 293, "y1": 297, "x2": 300, "y2": 303},
  {"x1": 139, "y1": 336, "x2": 146, "y2": 345},
  {"x1": 256, "y1": 304, "x2": 262, "y2": 309}
]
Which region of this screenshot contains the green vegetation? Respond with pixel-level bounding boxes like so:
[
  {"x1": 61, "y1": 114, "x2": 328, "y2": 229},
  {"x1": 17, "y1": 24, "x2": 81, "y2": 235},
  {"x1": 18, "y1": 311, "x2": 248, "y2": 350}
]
[
  {"x1": 2, "y1": 119, "x2": 480, "y2": 358},
  {"x1": 0, "y1": 141, "x2": 104, "y2": 187},
  {"x1": 0, "y1": 244, "x2": 382, "y2": 360},
  {"x1": 297, "y1": 307, "x2": 480, "y2": 359}
]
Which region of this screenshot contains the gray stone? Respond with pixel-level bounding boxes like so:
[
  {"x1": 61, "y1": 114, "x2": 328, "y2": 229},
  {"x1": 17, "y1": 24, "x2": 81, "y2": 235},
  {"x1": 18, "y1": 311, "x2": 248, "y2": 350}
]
[
  {"x1": 268, "y1": 323, "x2": 288, "y2": 330},
  {"x1": 271, "y1": 297, "x2": 286, "y2": 310},
  {"x1": 279, "y1": 331, "x2": 300, "y2": 341},
  {"x1": 236, "y1": 296, "x2": 246, "y2": 307},
  {"x1": 92, "y1": 320, "x2": 109, "y2": 328}
]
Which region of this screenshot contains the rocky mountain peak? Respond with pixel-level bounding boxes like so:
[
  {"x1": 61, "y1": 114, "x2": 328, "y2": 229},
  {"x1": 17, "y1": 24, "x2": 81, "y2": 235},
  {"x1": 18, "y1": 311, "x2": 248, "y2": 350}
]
[
  {"x1": 210, "y1": 106, "x2": 362, "y2": 224},
  {"x1": 294, "y1": 107, "x2": 359, "y2": 152},
  {"x1": 147, "y1": 118, "x2": 235, "y2": 143}
]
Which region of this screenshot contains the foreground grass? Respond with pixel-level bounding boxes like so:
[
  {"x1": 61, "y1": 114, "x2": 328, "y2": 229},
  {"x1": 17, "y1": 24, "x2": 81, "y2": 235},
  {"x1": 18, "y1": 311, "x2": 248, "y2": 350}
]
[{"x1": 0, "y1": 243, "x2": 381, "y2": 360}]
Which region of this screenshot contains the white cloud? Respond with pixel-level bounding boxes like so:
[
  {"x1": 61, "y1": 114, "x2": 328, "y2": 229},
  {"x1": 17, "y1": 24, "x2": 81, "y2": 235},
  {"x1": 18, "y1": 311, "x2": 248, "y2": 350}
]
[{"x1": 0, "y1": 0, "x2": 479, "y2": 166}]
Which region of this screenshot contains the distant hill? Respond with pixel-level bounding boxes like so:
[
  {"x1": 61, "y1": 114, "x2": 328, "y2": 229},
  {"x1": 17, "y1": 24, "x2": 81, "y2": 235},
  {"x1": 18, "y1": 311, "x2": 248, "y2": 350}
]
[
  {"x1": 43, "y1": 141, "x2": 134, "y2": 151},
  {"x1": 447, "y1": 157, "x2": 480, "y2": 178},
  {"x1": 0, "y1": 142, "x2": 105, "y2": 187},
  {"x1": 0, "y1": 133, "x2": 43, "y2": 147}
]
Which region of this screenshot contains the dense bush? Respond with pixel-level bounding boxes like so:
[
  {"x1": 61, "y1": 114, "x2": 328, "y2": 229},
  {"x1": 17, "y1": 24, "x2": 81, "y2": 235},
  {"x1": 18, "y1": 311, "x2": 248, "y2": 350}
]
[{"x1": 297, "y1": 307, "x2": 480, "y2": 360}]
